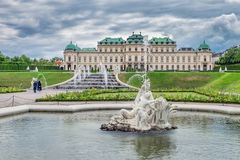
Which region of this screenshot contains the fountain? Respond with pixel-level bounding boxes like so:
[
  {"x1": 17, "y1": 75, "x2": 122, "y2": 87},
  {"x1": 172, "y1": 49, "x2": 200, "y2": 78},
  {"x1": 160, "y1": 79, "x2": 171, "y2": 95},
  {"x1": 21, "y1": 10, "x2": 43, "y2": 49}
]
[
  {"x1": 101, "y1": 35, "x2": 177, "y2": 132},
  {"x1": 100, "y1": 78, "x2": 177, "y2": 132},
  {"x1": 53, "y1": 63, "x2": 127, "y2": 90}
]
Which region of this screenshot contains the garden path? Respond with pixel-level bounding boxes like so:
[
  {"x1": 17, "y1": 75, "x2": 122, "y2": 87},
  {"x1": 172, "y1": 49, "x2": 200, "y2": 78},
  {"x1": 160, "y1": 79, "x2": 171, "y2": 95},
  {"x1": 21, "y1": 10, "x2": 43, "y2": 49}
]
[{"x1": 0, "y1": 89, "x2": 67, "y2": 108}]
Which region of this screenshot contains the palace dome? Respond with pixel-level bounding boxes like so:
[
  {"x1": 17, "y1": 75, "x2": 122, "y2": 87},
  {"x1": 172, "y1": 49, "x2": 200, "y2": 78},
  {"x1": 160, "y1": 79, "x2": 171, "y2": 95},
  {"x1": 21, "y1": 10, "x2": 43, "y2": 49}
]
[
  {"x1": 65, "y1": 41, "x2": 77, "y2": 51},
  {"x1": 198, "y1": 40, "x2": 210, "y2": 51}
]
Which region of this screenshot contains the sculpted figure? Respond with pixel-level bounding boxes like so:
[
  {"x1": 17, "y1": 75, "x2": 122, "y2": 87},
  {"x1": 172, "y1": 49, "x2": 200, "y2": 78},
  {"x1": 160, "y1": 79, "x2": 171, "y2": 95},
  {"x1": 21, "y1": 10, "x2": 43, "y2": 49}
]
[{"x1": 101, "y1": 78, "x2": 177, "y2": 132}]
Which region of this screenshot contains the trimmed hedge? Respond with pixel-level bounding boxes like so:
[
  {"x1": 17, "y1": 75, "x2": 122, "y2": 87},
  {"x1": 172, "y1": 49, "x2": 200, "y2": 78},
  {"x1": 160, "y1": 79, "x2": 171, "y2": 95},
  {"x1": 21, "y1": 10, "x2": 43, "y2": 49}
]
[{"x1": 0, "y1": 64, "x2": 60, "y2": 71}]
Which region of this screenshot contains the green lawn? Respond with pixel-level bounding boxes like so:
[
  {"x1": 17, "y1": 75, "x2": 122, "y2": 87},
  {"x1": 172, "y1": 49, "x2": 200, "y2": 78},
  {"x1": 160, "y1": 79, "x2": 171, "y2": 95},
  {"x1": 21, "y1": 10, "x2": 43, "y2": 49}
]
[
  {"x1": 119, "y1": 72, "x2": 223, "y2": 89},
  {"x1": 0, "y1": 72, "x2": 73, "y2": 89},
  {"x1": 119, "y1": 72, "x2": 240, "y2": 93}
]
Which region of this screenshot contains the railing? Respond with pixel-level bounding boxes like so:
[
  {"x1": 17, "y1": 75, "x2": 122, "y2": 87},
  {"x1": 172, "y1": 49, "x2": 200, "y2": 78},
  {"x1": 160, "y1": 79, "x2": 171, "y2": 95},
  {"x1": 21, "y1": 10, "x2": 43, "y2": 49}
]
[{"x1": 0, "y1": 95, "x2": 35, "y2": 108}]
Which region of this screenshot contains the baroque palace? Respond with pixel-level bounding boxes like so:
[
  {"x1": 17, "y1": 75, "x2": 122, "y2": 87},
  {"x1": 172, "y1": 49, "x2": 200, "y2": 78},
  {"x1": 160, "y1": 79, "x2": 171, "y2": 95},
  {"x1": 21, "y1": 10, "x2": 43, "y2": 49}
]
[{"x1": 63, "y1": 32, "x2": 214, "y2": 71}]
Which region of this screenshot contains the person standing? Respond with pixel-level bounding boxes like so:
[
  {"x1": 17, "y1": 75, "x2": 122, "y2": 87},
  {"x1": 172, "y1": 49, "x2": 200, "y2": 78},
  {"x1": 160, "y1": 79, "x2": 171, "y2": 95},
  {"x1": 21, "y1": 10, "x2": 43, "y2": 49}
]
[
  {"x1": 33, "y1": 80, "x2": 37, "y2": 93},
  {"x1": 38, "y1": 80, "x2": 42, "y2": 91}
]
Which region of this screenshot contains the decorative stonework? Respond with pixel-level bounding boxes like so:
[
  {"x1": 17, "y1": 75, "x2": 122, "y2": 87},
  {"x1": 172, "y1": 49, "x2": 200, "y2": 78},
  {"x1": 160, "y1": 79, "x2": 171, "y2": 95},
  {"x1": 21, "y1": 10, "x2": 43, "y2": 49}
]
[{"x1": 101, "y1": 78, "x2": 177, "y2": 132}]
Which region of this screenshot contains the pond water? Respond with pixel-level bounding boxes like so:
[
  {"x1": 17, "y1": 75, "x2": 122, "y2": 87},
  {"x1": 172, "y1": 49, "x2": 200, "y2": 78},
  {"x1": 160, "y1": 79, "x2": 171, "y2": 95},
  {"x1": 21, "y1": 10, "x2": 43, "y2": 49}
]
[{"x1": 0, "y1": 111, "x2": 239, "y2": 160}]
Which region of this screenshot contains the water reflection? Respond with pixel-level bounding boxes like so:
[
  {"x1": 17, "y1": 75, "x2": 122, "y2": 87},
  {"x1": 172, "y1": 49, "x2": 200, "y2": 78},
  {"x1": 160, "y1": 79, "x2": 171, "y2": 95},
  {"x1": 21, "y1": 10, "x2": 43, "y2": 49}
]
[{"x1": 133, "y1": 133, "x2": 176, "y2": 159}]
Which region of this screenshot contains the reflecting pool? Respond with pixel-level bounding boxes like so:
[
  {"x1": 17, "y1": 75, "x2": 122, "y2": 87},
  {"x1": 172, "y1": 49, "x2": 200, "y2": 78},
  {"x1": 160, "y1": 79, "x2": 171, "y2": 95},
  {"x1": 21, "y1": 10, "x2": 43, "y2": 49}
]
[{"x1": 0, "y1": 111, "x2": 239, "y2": 160}]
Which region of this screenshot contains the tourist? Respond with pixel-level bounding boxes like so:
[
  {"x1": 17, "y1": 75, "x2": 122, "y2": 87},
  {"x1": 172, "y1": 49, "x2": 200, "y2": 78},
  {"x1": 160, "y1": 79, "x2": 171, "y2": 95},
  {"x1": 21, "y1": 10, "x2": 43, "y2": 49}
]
[
  {"x1": 38, "y1": 80, "x2": 42, "y2": 91},
  {"x1": 33, "y1": 80, "x2": 37, "y2": 93}
]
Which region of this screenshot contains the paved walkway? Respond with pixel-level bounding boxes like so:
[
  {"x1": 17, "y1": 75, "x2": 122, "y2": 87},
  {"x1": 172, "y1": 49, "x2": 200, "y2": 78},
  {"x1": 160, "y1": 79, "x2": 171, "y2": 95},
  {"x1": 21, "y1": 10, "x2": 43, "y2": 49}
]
[{"x1": 0, "y1": 89, "x2": 67, "y2": 108}]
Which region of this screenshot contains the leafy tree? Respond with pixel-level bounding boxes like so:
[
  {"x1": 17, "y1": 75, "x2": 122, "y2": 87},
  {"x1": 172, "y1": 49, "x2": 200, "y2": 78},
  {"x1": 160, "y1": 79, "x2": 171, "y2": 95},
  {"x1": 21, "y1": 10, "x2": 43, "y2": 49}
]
[
  {"x1": 0, "y1": 51, "x2": 5, "y2": 62},
  {"x1": 217, "y1": 48, "x2": 240, "y2": 65}
]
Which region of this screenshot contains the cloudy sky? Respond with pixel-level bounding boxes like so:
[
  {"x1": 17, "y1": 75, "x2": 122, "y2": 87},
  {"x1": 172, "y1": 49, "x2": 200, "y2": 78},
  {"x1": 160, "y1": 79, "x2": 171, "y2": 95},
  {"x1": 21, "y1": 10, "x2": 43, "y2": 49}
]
[{"x1": 0, "y1": 0, "x2": 240, "y2": 58}]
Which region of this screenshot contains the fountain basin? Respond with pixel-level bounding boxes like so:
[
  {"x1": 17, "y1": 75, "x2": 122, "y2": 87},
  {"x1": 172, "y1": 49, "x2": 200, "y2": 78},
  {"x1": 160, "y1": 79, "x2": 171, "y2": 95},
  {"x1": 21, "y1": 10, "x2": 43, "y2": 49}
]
[{"x1": 0, "y1": 111, "x2": 239, "y2": 160}]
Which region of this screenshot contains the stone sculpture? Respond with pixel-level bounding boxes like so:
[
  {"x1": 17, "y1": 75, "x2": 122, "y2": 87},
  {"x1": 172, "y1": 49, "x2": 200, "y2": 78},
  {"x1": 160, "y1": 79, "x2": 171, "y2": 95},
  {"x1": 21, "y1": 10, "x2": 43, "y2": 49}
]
[{"x1": 101, "y1": 78, "x2": 177, "y2": 132}]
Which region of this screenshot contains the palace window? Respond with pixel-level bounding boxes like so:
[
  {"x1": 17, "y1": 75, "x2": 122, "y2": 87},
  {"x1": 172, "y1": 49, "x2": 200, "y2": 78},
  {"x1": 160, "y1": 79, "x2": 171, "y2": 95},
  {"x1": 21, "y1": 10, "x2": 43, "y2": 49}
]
[
  {"x1": 194, "y1": 57, "x2": 196, "y2": 62},
  {"x1": 188, "y1": 56, "x2": 191, "y2": 63},
  {"x1": 155, "y1": 56, "x2": 158, "y2": 62},
  {"x1": 150, "y1": 56, "x2": 153, "y2": 63},
  {"x1": 129, "y1": 48, "x2": 131, "y2": 51},
  {"x1": 100, "y1": 49, "x2": 102, "y2": 52},
  {"x1": 115, "y1": 56, "x2": 118, "y2": 62},
  {"x1": 188, "y1": 65, "x2": 191, "y2": 70},
  {"x1": 177, "y1": 56, "x2": 180, "y2": 62},
  {"x1": 155, "y1": 65, "x2": 158, "y2": 70},
  {"x1": 74, "y1": 56, "x2": 76, "y2": 62},
  {"x1": 166, "y1": 65, "x2": 169, "y2": 70},
  {"x1": 89, "y1": 57, "x2": 92, "y2": 62},
  {"x1": 166, "y1": 56, "x2": 169, "y2": 63},
  {"x1": 135, "y1": 56, "x2": 138, "y2": 62},
  {"x1": 183, "y1": 65, "x2": 185, "y2": 70},
  {"x1": 161, "y1": 65, "x2": 163, "y2": 70},
  {"x1": 182, "y1": 56, "x2": 185, "y2": 63},
  {"x1": 78, "y1": 57, "x2": 81, "y2": 62},
  {"x1": 128, "y1": 55, "x2": 132, "y2": 62},
  {"x1": 204, "y1": 55, "x2": 207, "y2": 62},
  {"x1": 115, "y1": 49, "x2": 118, "y2": 52},
  {"x1": 141, "y1": 56, "x2": 144, "y2": 62},
  {"x1": 110, "y1": 48, "x2": 112, "y2": 52},
  {"x1": 94, "y1": 57, "x2": 97, "y2": 62},
  {"x1": 161, "y1": 56, "x2": 164, "y2": 62},
  {"x1": 141, "y1": 48, "x2": 144, "y2": 52},
  {"x1": 172, "y1": 56, "x2": 174, "y2": 62},
  {"x1": 135, "y1": 47, "x2": 137, "y2": 51},
  {"x1": 110, "y1": 57, "x2": 113, "y2": 62},
  {"x1": 68, "y1": 56, "x2": 71, "y2": 62},
  {"x1": 177, "y1": 65, "x2": 179, "y2": 70},
  {"x1": 105, "y1": 56, "x2": 107, "y2": 63},
  {"x1": 120, "y1": 56, "x2": 123, "y2": 62},
  {"x1": 156, "y1": 48, "x2": 158, "y2": 52},
  {"x1": 172, "y1": 65, "x2": 174, "y2": 70}
]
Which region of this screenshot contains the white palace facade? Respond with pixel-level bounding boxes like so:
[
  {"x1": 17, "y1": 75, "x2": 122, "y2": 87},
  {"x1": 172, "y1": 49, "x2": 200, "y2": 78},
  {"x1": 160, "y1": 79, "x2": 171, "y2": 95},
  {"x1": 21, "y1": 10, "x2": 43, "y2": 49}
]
[{"x1": 63, "y1": 32, "x2": 214, "y2": 71}]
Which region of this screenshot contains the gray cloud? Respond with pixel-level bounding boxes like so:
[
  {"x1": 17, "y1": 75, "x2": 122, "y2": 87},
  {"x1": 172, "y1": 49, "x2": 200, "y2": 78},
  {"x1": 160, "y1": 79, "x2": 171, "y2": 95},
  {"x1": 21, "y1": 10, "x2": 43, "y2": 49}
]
[{"x1": 0, "y1": 0, "x2": 240, "y2": 58}]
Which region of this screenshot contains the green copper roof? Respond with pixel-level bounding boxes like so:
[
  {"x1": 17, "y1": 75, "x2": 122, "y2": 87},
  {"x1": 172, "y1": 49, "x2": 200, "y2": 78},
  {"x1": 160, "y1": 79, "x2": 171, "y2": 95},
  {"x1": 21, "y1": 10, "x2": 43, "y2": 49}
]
[
  {"x1": 127, "y1": 32, "x2": 144, "y2": 44},
  {"x1": 149, "y1": 37, "x2": 175, "y2": 45},
  {"x1": 98, "y1": 37, "x2": 126, "y2": 45},
  {"x1": 198, "y1": 40, "x2": 210, "y2": 50},
  {"x1": 80, "y1": 48, "x2": 97, "y2": 52},
  {"x1": 65, "y1": 41, "x2": 77, "y2": 51},
  {"x1": 75, "y1": 44, "x2": 81, "y2": 52}
]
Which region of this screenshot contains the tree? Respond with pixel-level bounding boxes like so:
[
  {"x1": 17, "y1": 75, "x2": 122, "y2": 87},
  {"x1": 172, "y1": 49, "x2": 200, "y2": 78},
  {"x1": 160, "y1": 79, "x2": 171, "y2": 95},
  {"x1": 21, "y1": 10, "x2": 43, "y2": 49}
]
[
  {"x1": 20, "y1": 54, "x2": 31, "y2": 64},
  {"x1": 217, "y1": 48, "x2": 240, "y2": 65},
  {"x1": 0, "y1": 51, "x2": 5, "y2": 62}
]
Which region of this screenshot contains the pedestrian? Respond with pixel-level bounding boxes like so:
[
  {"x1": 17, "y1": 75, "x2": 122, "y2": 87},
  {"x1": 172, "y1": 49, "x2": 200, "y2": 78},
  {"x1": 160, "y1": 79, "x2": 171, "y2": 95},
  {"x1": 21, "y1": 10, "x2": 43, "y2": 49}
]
[
  {"x1": 38, "y1": 80, "x2": 42, "y2": 91},
  {"x1": 33, "y1": 80, "x2": 37, "y2": 93}
]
